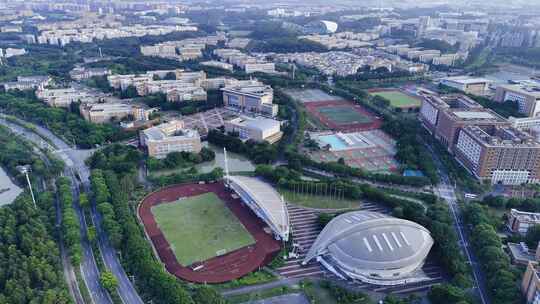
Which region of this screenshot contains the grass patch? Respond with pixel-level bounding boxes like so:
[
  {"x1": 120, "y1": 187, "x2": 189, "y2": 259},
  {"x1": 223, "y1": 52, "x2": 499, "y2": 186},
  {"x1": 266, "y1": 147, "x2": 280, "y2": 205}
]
[
  {"x1": 214, "y1": 269, "x2": 277, "y2": 290},
  {"x1": 151, "y1": 192, "x2": 255, "y2": 266},
  {"x1": 280, "y1": 189, "x2": 360, "y2": 209},
  {"x1": 317, "y1": 106, "x2": 373, "y2": 125},
  {"x1": 303, "y1": 281, "x2": 339, "y2": 304},
  {"x1": 226, "y1": 285, "x2": 298, "y2": 303},
  {"x1": 371, "y1": 91, "x2": 421, "y2": 108}
]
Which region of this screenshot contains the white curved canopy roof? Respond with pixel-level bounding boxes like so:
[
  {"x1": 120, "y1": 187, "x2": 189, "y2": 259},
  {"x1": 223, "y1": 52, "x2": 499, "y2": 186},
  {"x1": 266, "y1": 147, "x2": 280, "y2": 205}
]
[
  {"x1": 303, "y1": 211, "x2": 433, "y2": 271},
  {"x1": 227, "y1": 175, "x2": 289, "y2": 240},
  {"x1": 321, "y1": 20, "x2": 338, "y2": 33}
]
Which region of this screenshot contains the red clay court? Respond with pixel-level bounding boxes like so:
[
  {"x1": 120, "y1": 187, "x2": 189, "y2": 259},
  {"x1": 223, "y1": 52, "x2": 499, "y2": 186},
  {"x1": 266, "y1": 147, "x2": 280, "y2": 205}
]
[
  {"x1": 138, "y1": 182, "x2": 281, "y2": 283},
  {"x1": 304, "y1": 99, "x2": 382, "y2": 132}
]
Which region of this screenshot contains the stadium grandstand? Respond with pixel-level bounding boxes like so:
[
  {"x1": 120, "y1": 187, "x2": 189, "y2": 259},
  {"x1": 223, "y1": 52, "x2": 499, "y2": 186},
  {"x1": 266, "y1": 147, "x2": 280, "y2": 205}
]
[
  {"x1": 302, "y1": 211, "x2": 433, "y2": 285},
  {"x1": 226, "y1": 175, "x2": 290, "y2": 242}
]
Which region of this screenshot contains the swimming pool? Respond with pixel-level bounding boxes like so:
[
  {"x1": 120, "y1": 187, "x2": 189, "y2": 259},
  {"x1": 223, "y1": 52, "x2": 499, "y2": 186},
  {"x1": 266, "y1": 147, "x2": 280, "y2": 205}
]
[{"x1": 318, "y1": 134, "x2": 349, "y2": 150}]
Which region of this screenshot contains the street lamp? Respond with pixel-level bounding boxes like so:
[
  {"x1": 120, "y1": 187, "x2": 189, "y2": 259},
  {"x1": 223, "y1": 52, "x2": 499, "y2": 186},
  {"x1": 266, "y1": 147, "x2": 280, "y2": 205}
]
[{"x1": 16, "y1": 165, "x2": 37, "y2": 208}]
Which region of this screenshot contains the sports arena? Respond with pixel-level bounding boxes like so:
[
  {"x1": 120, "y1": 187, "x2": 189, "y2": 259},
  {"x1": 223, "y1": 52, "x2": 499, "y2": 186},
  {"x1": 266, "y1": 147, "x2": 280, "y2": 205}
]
[
  {"x1": 303, "y1": 211, "x2": 433, "y2": 285},
  {"x1": 138, "y1": 177, "x2": 289, "y2": 283}
]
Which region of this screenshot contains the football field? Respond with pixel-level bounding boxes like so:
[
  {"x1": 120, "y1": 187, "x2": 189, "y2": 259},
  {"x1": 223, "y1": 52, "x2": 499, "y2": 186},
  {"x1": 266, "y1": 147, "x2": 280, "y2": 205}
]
[
  {"x1": 151, "y1": 192, "x2": 255, "y2": 266},
  {"x1": 371, "y1": 91, "x2": 422, "y2": 108}
]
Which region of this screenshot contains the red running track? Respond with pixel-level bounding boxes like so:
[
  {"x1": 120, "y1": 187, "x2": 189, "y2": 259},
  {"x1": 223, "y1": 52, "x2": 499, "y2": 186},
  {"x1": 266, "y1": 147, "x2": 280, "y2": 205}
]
[
  {"x1": 304, "y1": 99, "x2": 382, "y2": 132},
  {"x1": 138, "y1": 181, "x2": 281, "y2": 283}
]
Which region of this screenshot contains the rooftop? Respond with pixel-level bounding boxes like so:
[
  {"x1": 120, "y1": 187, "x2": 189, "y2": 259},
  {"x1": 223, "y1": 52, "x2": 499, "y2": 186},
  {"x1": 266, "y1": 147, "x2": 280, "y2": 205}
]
[
  {"x1": 443, "y1": 76, "x2": 491, "y2": 85},
  {"x1": 511, "y1": 208, "x2": 540, "y2": 222},
  {"x1": 304, "y1": 211, "x2": 433, "y2": 270},
  {"x1": 228, "y1": 116, "x2": 280, "y2": 131},
  {"x1": 464, "y1": 126, "x2": 539, "y2": 147}
]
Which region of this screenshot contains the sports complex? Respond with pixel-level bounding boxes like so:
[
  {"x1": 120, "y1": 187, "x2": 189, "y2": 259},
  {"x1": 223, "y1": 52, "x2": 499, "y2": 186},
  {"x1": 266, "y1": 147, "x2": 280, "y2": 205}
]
[
  {"x1": 303, "y1": 211, "x2": 434, "y2": 286},
  {"x1": 285, "y1": 88, "x2": 382, "y2": 132},
  {"x1": 138, "y1": 176, "x2": 290, "y2": 283}
]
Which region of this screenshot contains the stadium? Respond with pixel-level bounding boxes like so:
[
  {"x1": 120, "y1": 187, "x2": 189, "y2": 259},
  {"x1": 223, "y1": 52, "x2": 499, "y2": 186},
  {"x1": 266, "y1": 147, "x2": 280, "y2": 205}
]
[
  {"x1": 302, "y1": 211, "x2": 433, "y2": 285},
  {"x1": 138, "y1": 176, "x2": 290, "y2": 283}
]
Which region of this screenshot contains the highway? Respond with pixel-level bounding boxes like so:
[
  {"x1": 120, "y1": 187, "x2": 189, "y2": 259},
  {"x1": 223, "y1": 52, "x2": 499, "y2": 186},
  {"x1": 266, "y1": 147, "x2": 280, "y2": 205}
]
[
  {"x1": 0, "y1": 115, "x2": 143, "y2": 304},
  {"x1": 430, "y1": 149, "x2": 490, "y2": 304}
]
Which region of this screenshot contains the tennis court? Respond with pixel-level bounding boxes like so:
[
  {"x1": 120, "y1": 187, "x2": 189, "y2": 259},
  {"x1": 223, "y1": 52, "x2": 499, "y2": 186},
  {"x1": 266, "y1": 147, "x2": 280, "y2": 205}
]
[
  {"x1": 304, "y1": 100, "x2": 382, "y2": 132},
  {"x1": 317, "y1": 106, "x2": 374, "y2": 125}
]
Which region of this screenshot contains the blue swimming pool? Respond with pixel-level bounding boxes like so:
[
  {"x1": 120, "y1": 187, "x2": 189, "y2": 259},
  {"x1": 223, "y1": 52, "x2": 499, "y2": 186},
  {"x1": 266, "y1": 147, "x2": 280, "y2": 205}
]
[{"x1": 318, "y1": 134, "x2": 348, "y2": 150}]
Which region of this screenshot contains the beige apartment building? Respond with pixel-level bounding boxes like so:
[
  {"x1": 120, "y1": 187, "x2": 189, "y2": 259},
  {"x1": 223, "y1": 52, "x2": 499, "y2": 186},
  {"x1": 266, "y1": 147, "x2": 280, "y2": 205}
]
[
  {"x1": 522, "y1": 262, "x2": 540, "y2": 304},
  {"x1": 419, "y1": 94, "x2": 509, "y2": 152},
  {"x1": 139, "y1": 120, "x2": 202, "y2": 159},
  {"x1": 454, "y1": 125, "x2": 540, "y2": 185},
  {"x1": 508, "y1": 209, "x2": 540, "y2": 235}
]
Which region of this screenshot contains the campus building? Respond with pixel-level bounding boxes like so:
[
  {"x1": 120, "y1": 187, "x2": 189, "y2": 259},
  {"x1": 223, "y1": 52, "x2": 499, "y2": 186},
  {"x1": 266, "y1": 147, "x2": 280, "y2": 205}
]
[
  {"x1": 454, "y1": 125, "x2": 540, "y2": 185},
  {"x1": 495, "y1": 83, "x2": 540, "y2": 117},
  {"x1": 303, "y1": 211, "x2": 433, "y2": 285},
  {"x1": 507, "y1": 209, "x2": 540, "y2": 235},
  {"x1": 79, "y1": 103, "x2": 154, "y2": 124},
  {"x1": 224, "y1": 116, "x2": 283, "y2": 144},
  {"x1": 1, "y1": 75, "x2": 51, "y2": 91},
  {"x1": 522, "y1": 262, "x2": 540, "y2": 304},
  {"x1": 221, "y1": 82, "x2": 278, "y2": 117},
  {"x1": 70, "y1": 67, "x2": 111, "y2": 81},
  {"x1": 140, "y1": 120, "x2": 202, "y2": 159},
  {"x1": 440, "y1": 76, "x2": 491, "y2": 96},
  {"x1": 36, "y1": 87, "x2": 103, "y2": 107},
  {"x1": 420, "y1": 94, "x2": 509, "y2": 152}
]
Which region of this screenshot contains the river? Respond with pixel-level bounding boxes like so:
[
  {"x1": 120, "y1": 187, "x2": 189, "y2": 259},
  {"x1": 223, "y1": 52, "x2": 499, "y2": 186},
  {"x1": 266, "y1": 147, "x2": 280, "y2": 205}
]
[{"x1": 0, "y1": 167, "x2": 22, "y2": 207}]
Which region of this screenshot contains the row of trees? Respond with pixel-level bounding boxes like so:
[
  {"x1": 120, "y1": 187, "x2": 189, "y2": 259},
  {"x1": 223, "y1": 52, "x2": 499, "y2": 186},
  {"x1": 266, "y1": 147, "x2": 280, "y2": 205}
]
[
  {"x1": 56, "y1": 177, "x2": 82, "y2": 265},
  {"x1": 462, "y1": 203, "x2": 521, "y2": 304},
  {"x1": 91, "y1": 170, "x2": 123, "y2": 248},
  {"x1": 207, "y1": 129, "x2": 279, "y2": 164},
  {"x1": 285, "y1": 151, "x2": 431, "y2": 187},
  {"x1": 0, "y1": 91, "x2": 132, "y2": 148},
  {"x1": 146, "y1": 148, "x2": 215, "y2": 171},
  {"x1": 478, "y1": 194, "x2": 540, "y2": 213}
]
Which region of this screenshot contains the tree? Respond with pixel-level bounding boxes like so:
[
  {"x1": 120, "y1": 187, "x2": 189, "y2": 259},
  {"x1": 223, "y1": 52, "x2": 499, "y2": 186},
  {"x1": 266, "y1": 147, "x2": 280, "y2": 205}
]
[
  {"x1": 526, "y1": 224, "x2": 540, "y2": 248},
  {"x1": 192, "y1": 286, "x2": 227, "y2": 304},
  {"x1": 100, "y1": 271, "x2": 118, "y2": 292},
  {"x1": 428, "y1": 284, "x2": 467, "y2": 304}
]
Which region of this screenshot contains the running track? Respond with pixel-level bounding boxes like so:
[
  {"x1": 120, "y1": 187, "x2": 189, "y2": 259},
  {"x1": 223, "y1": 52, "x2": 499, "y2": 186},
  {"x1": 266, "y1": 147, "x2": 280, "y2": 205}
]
[{"x1": 138, "y1": 182, "x2": 281, "y2": 283}]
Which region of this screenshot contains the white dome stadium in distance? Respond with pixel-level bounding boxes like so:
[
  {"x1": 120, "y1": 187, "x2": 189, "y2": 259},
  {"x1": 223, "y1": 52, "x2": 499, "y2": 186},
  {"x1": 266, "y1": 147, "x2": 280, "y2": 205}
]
[
  {"x1": 302, "y1": 211, "x2": 433, "y2": 285},
  {"x1": 304, "y1": 20, "x2": 338, "y2": 34}
]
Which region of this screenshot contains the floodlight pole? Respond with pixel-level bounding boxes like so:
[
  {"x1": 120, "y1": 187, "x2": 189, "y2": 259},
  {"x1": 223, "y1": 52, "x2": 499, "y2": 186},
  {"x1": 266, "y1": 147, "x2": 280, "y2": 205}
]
[{"x1": 18, "y1": 165, "x2": 36, "y2": 208}]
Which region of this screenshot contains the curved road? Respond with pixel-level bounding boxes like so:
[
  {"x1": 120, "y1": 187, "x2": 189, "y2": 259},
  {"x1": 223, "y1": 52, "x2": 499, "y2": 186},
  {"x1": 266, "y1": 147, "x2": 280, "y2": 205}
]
[{"x1": 0, "y1": 116, "x2": 143, "y2": 304}]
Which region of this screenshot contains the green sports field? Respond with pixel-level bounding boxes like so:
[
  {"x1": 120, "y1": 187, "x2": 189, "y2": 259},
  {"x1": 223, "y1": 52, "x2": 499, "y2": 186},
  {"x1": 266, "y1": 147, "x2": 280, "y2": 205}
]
[
  {"x1": 317, "y1": 106, "x2": 373, "y2": 125},
  {"x1": 371, "y1": 91, "x2": 421, "y2": 108},
  {"x1": 151, "y1": 192, "x2": 255, "y2": 266}
]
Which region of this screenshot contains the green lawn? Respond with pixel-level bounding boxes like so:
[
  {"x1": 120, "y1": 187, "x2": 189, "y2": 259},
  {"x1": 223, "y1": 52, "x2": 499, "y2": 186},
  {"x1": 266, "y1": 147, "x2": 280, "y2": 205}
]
[
  {"x1": 151, "y1": 192, "x2": 255, "y2": 266},
  {"x1": 317, "y1": 106, "x2": 373, "y2": 125},
  {"x1": 280, "y1": 189, "x2": 360, "y2": 209},
  {"x1": 371, "y1": 91, "x2": 421, "y2": 108}
]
